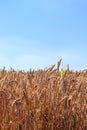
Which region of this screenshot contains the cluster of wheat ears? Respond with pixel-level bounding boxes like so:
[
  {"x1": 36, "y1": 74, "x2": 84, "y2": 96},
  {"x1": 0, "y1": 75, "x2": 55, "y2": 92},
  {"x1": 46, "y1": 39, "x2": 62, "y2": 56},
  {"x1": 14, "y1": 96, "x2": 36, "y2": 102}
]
[{"x1": 0, "y1": 60, "x2": 86, "y2": 130}]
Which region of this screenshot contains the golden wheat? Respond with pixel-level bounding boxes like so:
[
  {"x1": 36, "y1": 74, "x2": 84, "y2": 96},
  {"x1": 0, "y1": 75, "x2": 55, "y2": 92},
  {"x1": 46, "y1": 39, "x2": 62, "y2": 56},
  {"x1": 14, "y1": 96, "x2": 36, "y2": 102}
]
[{"x1": 0, "y1": 61, "x2": 86, "y2": 130}]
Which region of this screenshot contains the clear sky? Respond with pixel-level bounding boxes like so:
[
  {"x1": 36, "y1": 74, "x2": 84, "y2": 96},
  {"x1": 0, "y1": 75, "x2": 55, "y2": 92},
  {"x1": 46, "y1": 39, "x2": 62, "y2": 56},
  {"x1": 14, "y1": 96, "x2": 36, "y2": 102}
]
[{"x1": 0, "y1": 0, "x2": 87, "y2": 71}]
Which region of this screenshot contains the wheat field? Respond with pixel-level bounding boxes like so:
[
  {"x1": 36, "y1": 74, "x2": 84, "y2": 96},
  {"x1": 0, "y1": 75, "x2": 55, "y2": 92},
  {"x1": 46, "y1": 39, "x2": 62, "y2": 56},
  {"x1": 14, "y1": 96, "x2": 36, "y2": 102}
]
[{"x1": 0, "y1": 60, "x2": 86, "y2": 130}]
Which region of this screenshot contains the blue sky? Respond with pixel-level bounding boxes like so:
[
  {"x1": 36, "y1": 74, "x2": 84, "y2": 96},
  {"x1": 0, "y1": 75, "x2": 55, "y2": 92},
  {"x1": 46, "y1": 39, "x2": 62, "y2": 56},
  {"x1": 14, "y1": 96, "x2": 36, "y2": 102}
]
[{"x1": 0, "y1": 0, "x2": 87, "y2": 71}]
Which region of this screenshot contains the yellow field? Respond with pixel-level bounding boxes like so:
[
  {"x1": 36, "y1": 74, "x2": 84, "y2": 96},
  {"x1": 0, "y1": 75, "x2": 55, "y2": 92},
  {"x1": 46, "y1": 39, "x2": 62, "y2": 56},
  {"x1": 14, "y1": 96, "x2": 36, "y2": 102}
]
[{"x1": 0, "y1": 61, "x2": 86, "y2": 130}]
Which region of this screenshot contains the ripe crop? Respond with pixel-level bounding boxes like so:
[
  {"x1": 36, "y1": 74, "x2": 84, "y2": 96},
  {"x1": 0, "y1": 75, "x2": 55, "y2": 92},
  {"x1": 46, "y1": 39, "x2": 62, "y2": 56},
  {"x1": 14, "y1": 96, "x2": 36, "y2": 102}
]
[{"x1": 0, "y1": 60, "x2": 86, "y2": 130}]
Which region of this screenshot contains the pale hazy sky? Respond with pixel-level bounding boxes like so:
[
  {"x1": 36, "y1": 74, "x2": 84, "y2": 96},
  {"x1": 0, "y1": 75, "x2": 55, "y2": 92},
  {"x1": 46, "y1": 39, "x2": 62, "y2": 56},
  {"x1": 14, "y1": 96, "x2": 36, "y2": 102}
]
[{"x1": 0, "y1": 0, "x2": 87, "y2": 71}]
